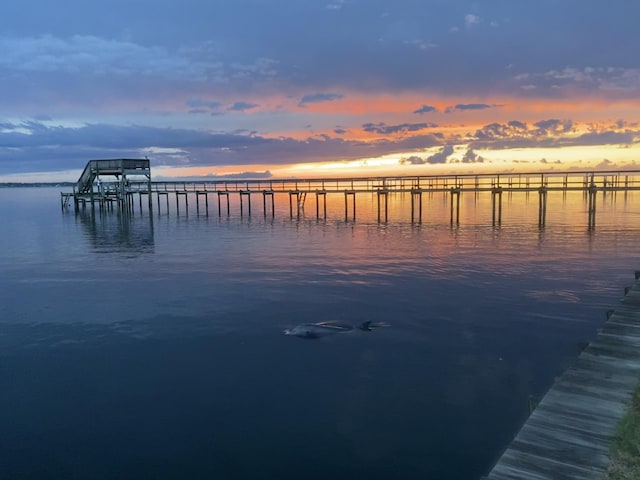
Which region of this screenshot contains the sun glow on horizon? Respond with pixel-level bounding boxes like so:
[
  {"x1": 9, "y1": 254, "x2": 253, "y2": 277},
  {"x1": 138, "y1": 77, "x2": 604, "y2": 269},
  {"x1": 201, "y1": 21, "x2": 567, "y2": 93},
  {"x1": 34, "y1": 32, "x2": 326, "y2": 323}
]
[
  {"x1": 3, "y1": 132, "x2": 638, "y2": 184},
  {"x1": 109, "y1": 140, "x2": 640, "y2": 182}
]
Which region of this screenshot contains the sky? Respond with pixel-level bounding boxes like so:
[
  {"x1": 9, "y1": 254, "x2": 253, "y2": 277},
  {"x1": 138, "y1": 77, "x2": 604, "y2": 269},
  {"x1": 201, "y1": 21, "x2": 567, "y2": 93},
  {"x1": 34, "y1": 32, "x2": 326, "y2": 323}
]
[{"x1": 1, "y1": 0, "x2": 640, "y2": 181}]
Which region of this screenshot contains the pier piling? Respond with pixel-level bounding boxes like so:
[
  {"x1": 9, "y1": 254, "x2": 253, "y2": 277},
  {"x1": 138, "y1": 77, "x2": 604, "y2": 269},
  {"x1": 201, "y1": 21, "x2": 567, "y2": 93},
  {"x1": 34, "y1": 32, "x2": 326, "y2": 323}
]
[
  {"x1": 491, "y1": 187, "x2": 503, "y2": 226},
  {"x1": 377, "y1": 190, "x2": 389, "y2": 223},
  {"x1": 588, "y1": 186, "x2": 597, "y2": 230},
  {"x1": 175, "y1": 191, "x2": 188, "y2": 214},
  {"x1": 239, "y1": 190, "x2": 251, "y2": 217},
  {"x1": 195, "y1": 190, "x2": 209, "y2": 215},
  {"x1": 289, "y1": 191, "x2": 301, "y2": 219},
  {"x1": 156, "y1": 191, "x2": 169, "y2": 214},
  {"x1": 538, "y1": 187, "x2": 548, "y2": 227},
  {"x1": 217, "y1": 191, "x2": 230, "y2": 217},
  {"x1": 316, "y1": 190, "x2": 327, "y2": 219},
  {"x1": 450, "y1": 188, "x2": 461, "y2": 225},
  {"x1": 262, "y1": 190, "x2": 275, "y2": 217},
  {"x1": 344, "y1": 190, "x2": 356, "y2": 221},
  {"x1": 411, "y1": 189, "x2": 423, "y2": 223}
]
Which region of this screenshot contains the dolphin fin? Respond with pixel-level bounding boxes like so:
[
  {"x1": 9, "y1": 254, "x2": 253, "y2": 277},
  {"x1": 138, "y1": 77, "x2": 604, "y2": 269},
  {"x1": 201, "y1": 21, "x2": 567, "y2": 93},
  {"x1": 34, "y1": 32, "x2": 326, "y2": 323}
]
[
  {"x1": 359, "y1": 320, "x2": 389, "y2": 331},
  {"x1": 359, "y1": 320, "x2": 373, "y2": 331}
]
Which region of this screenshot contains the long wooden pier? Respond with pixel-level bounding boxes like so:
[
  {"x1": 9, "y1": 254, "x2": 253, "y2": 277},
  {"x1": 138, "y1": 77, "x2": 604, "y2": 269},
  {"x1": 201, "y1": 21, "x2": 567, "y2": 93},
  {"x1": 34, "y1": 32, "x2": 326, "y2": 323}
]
[
  {"x1": 63, "y1": 168, "x2": 640, "y2": 227},
  {"x1": 484, "y1": 272, "x2": 640, "y2": 479}
]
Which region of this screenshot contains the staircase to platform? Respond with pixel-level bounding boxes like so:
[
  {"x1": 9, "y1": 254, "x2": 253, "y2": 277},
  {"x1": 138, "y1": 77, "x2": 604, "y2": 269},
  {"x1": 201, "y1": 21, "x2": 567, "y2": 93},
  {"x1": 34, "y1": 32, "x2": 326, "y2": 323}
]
[
  {"x1": 76, "y1": 160, "x2": 98, "y2": 193},
  {"x1": 64, "y1": 158, "x2": 153, "y2": 211}
]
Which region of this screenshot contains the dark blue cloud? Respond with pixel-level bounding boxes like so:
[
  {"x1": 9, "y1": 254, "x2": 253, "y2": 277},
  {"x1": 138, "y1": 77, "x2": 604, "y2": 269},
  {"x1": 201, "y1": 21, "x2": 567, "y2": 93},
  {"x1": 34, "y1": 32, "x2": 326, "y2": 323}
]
[
  {"x1": 508, "y1": 120, "x2": 527, "y2": 130},
  {"x1": 187, "y1": 99, "x2": 222, "y2": 110},
  {"x1": 534, "y1": 119, "x2": 573, "y2": 135},
  {"x1": 298, "y1": 93, "x2": 344, "y2": 107},
  {"x1": 573, "y1": 131, "x2": 638, "y2": 146},
  {"x1": 2, "y1": 116, "x2": 636, "y2": 176},
  {"x1": 0, "y1": 121, "x2": 444, "y2": 174},
  {"x1": 362, "y1": 122, "x2": 436, "y2": 134},
  {"x1": 462, "y1": 149, "x2": 484, "y2": 163},
  {"x1": 426, "y1": 145, "x2": 454, "y2": 164},
  {"x1": 229, "y1": 101, "x2": 258, "y2": 111},
  {"x1": 468, "y1": 119, "x2": 639, "y2": 150},
  {"x1": 413, "y1": 105, "x2": 438, "y2": 114},
  {"x1": 445, "y1": 103, "x2": 497, "y2": 113},
  {"x1": 400, "y1": 155, "x2": 426, "y2": 165},
  {"x1": 455, "y1": 104, "x2": 493, "y2": 110}
]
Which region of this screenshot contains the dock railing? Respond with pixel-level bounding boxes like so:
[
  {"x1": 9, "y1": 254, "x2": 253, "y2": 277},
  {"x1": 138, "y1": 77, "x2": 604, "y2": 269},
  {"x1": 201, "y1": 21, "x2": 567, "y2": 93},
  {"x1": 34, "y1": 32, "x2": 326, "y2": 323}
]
[{"x1": 132, "y1": 170, "x2": 640, "y2": 194}]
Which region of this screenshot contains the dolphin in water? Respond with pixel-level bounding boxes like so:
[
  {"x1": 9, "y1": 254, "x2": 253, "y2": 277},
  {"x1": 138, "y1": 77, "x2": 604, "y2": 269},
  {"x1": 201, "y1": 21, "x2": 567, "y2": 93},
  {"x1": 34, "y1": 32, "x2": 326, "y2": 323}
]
[{"x1": 284, "y1": 320, "x2": 389, "y2": 339}]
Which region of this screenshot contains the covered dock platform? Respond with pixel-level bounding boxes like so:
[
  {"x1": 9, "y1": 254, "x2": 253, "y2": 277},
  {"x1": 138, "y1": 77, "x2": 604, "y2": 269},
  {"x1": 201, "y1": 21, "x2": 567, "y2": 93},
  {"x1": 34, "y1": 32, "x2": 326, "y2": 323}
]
[{"x1": 61, "y1": 158, "x2": 152, "y2": 211}]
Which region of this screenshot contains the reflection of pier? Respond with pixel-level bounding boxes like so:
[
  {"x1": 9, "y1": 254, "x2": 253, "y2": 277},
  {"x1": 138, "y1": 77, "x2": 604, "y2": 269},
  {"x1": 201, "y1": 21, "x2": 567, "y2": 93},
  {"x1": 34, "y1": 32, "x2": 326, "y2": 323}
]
[
  {"x1": 63, "y1": 168, "x2": 640, "y2": 228},
  {"x1": 485, "y1": 271, "x2": 640, "y2": 479},
  {"x1": 74, "y1": 207, "x2": 154, "y2": 254}
]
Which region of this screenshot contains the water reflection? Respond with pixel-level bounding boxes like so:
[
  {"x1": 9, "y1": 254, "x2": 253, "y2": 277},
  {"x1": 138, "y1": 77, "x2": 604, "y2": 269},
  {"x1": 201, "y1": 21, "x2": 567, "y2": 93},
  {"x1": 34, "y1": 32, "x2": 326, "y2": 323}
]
[
  {"x1": 2, "y1": 187, "x2": 639, "y2": 479},
  {"x1": 73, "y1": 208, "x2": 155, "y2": 254}
]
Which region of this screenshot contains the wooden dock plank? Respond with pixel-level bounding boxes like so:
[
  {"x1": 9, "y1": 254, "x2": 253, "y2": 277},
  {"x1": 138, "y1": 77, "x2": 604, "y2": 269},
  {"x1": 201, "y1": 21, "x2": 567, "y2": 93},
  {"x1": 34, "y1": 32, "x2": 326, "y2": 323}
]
[
  {"x1": 523, "y1": 414, "x2": 611, "y2": 446},
  {"x1": 559, "y1": 366, "x2": 638, "y2": 389},
  {"x1": 513, "y1": 419, "x2": 610, "y2": 452},
  {"x1": 551, "y1": 379, "x2": 631, "y2": 403},
  {"x1": 508, "y1": 437, "x2": 609, "y2": 469},
  {"x1": 602, "y1": 317, "x2": 640, "y2": 331},
  {"x1": 485, "y1": 275, "x2": 640, "y2": 479},
  {"x1": 530, "y1": 404, "x2": 620, "y2": 438},
  {"x1": 493, "y1": 448, "x2": 605, "y2": 479}
]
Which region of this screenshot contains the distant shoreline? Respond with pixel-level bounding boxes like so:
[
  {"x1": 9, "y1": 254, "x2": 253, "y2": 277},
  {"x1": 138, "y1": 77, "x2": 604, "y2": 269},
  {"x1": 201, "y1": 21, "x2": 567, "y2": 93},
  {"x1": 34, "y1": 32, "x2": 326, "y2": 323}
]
[{"x1": 0, "y1": 182, "x2": 75, "y2": 188}]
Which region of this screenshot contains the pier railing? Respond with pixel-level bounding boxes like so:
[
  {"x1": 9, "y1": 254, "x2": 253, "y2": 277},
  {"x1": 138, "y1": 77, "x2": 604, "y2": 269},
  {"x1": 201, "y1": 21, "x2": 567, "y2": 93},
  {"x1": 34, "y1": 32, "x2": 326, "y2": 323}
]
[{"x1": 131, "y1": 170, "x2": 640, "y2": 194}]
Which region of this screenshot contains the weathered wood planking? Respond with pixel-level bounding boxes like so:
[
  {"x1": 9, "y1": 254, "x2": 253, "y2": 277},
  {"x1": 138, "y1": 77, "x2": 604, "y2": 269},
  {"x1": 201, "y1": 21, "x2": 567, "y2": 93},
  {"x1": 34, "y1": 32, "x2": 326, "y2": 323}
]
[{"x1": 485, "y1": 274, "x2": 640, "y2": 480}]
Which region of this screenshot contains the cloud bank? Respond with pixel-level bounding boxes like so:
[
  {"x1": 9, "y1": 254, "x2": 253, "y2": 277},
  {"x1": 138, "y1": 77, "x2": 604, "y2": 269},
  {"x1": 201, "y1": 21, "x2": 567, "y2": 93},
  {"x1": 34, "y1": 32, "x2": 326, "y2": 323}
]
[{"x1": 1, "y1": 1, "x2": 639, "y2": 178}]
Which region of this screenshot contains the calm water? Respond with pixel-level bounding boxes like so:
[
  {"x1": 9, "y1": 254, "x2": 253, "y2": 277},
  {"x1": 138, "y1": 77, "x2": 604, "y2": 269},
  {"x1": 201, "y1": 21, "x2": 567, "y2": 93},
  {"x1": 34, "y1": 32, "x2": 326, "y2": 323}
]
[{"x1": 1, "y1": 187, "x2": 639, "y2": 479}]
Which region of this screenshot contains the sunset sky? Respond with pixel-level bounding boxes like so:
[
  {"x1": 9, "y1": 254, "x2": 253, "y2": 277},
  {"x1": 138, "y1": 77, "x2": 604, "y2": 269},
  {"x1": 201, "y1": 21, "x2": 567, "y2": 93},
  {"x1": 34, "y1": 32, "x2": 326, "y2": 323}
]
[{"x1": 1, "y1": 0, "x2": 640, "y2": 181}]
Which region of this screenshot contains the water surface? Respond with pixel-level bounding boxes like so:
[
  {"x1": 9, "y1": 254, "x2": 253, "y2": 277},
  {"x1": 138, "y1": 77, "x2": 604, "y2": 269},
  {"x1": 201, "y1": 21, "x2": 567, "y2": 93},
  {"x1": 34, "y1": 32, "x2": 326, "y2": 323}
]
[{"x1": 1, "y1": 187, "x2": 638, "y2": 479}]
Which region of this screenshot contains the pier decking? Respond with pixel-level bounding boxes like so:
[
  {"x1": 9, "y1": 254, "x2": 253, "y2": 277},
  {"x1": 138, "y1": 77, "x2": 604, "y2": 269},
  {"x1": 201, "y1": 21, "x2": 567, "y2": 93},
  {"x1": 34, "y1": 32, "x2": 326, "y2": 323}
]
[{"x1": 484, "y1": 272, "x2": 640, "y2": 479}]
